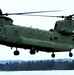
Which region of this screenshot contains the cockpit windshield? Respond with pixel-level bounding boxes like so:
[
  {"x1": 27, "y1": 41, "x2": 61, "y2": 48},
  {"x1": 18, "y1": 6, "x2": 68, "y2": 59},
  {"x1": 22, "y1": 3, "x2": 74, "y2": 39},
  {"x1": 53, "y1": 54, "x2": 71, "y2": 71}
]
[{"x1": 54, "y1": 22, "x2": 57, "y2": 29}]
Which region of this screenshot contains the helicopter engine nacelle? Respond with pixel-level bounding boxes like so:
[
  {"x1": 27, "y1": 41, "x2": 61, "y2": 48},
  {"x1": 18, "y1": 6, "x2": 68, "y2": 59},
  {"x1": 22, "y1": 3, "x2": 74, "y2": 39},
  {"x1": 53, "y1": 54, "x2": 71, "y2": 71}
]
[{"x1": 59, "y1": 27, "x2": 73, "y2": 35}]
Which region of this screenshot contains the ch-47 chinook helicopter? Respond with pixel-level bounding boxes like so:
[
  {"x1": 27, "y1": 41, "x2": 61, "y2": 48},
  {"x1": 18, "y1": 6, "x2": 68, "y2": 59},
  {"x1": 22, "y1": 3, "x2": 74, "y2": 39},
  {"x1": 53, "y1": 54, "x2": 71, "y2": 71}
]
[{"x1": 0, "y1": 9, "x2": 74, "y2": 58}]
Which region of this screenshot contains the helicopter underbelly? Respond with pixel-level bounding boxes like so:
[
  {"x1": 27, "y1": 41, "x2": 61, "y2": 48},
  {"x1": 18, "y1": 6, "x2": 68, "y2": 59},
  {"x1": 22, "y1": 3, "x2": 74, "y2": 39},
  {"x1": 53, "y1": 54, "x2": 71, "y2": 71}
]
[{"x1": 0, "y1": 36, "x2": 73, "y2": 53}]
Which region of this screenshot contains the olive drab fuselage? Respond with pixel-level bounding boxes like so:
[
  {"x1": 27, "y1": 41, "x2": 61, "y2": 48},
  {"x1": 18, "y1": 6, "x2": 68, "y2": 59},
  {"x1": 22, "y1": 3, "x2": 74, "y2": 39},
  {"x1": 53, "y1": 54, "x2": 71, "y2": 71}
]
[
  {"x1": 0, "y1": 16, "x2": 74, "y2": 53},
  {"x1": 0, "y1": 9, "x2": 74, "y2": 57}
]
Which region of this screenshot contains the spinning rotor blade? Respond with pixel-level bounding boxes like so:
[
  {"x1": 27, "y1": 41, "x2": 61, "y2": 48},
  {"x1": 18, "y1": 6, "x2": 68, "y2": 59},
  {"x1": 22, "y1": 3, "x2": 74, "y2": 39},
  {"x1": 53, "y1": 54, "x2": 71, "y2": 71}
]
[
  {"x1": 3, "y1": 10, "x2": 62, "y2": 16},
  {"x1": 23, "y1": 14, "x2": 65, "y2": 18},
  {"x1": 24, "y1": 14, "x2": 74, "y2": 19}
]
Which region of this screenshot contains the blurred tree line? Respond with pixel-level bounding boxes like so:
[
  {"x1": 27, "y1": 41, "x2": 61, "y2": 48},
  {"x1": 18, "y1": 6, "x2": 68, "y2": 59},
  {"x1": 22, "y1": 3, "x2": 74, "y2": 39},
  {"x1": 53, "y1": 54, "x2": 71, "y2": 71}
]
[{"x1": 0, "y1": 60, "x2": 74, "y2": 71}]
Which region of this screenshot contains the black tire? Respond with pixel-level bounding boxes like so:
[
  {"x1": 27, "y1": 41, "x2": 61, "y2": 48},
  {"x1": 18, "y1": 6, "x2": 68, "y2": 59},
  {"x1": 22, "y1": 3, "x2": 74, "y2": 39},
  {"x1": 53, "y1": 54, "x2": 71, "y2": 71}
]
[
  {"x1": 51, "y1": 53, "x2": 55, "y2": 58},
  {"x1": 69, "y1": 52, "x2": 73, "y2": 57},
  {"x1": 13, "y1": 50, "x2": 20, "y2": 56},
  {"x1": 30, "y1": 50, "x2": 35, "y2": 55}
]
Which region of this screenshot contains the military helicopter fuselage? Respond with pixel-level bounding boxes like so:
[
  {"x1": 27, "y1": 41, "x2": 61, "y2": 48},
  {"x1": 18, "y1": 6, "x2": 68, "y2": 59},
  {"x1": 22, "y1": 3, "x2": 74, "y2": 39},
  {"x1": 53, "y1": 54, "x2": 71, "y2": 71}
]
[{"x1": 0, "y1": 10, "x2": 74, "y2": 58}]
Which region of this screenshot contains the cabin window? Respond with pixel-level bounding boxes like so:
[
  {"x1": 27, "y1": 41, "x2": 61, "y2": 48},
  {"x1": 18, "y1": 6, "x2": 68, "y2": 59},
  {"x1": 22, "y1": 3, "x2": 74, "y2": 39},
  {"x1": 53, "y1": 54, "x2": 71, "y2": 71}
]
[
  {"x1": 72, "y1": 37, "x2": 74, "y2": 41},
  {"x1": 54, "y1": 37, "x2": 58, "y2": 40},
  {"x1": 72, "y1": 35, "x2": 74, "y2": 41},
  {"x1": 2, "y1": 28, "x2": 7, "y2": 38},
  {"x1": 50, "y1": 37, "x2": 53, "y2": 41}
]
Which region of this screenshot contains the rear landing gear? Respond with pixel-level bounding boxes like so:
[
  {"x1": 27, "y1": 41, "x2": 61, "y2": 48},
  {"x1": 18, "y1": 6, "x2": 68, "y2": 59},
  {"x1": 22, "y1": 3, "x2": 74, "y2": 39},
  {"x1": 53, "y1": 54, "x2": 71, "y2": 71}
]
[
  {"x1": 30, "y1": 47, "x2": 36, "y2": 55},
  {"x1": 30, "y1": 50, "x2": 35, "y2": 54},
  {"x1": 13, "y1": 48, "x2": 20, "y2": 56}
]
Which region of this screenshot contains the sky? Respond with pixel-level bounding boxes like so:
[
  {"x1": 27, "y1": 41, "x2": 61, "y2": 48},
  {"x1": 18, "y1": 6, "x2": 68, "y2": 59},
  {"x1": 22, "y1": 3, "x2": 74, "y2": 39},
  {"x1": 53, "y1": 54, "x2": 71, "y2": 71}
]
[{"x1": 0, "y1": 0, "x2": 74, "y2": 61}]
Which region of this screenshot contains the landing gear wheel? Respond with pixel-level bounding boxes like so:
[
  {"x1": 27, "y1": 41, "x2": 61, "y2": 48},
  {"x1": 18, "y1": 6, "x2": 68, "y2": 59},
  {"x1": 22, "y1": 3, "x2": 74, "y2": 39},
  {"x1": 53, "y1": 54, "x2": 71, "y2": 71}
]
[
  {"x1": 69, "y1": 52, "x2": 73, "y2": 57},
  {"x1": 30, "y1": 47, "x2": 36, "y2": 55},
  {"x1": 51, "y1": 53, "x2": 55, "y2": 58},
  {"x1": 30, "y1": 50, "x2": 35, "y2": 55},
  {"x1": 13, "y1": 50, "x2": 20, "y2": 56}
]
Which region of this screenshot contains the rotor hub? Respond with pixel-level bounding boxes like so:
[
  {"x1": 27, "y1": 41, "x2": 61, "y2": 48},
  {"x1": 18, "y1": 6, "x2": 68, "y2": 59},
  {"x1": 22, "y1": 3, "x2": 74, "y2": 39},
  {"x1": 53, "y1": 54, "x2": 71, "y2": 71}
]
[{"x1": 65, "y1": 15, "x2": 73, "y2": 20}]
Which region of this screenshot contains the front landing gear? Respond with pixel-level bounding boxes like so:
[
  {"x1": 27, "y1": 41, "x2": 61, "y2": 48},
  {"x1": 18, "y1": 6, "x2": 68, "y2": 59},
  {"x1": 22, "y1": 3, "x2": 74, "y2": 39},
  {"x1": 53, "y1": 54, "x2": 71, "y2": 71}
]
[
  {"x1": 13, "y1": 48, "x2": 20, "y2": 56},
  {"x1": 69, "y1": 52, "x2": 73, "y2": 57},
  {"x1": 51, "y1": 53, "x2": 55, "y2": 58}
]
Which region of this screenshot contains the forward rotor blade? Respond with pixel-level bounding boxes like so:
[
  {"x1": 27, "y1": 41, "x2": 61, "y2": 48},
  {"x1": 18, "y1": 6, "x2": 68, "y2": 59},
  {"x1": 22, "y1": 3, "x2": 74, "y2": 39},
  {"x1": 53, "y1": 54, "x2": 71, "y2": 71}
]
[{"x1": 3, "y1": 10, "x2": 62, "y2": 16}]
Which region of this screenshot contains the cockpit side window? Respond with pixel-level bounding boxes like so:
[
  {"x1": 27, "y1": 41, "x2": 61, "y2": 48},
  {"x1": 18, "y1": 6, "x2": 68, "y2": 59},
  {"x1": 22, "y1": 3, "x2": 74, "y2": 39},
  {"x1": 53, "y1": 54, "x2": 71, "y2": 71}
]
[{"x1": 54, "y1": 22, "x2": 57, "y2": 29}]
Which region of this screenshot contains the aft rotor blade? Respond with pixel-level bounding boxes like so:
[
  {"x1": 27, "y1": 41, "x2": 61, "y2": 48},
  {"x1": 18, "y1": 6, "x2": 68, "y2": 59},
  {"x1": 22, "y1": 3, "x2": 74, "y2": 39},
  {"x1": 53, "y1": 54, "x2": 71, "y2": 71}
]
[
  {"x1": 3, "y1": 10, "x2": 62, "y2": 16},
  {"x1": 23, "y1": 14, "x2": 65, "y2": 18}
]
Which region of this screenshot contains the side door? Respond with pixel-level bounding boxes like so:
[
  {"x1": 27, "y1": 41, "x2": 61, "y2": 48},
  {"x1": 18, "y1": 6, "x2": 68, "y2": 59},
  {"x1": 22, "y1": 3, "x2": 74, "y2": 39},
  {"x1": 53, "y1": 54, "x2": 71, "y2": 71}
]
[{"x1": 12, "y1": 27, "x2": 19, "y2": 43}]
